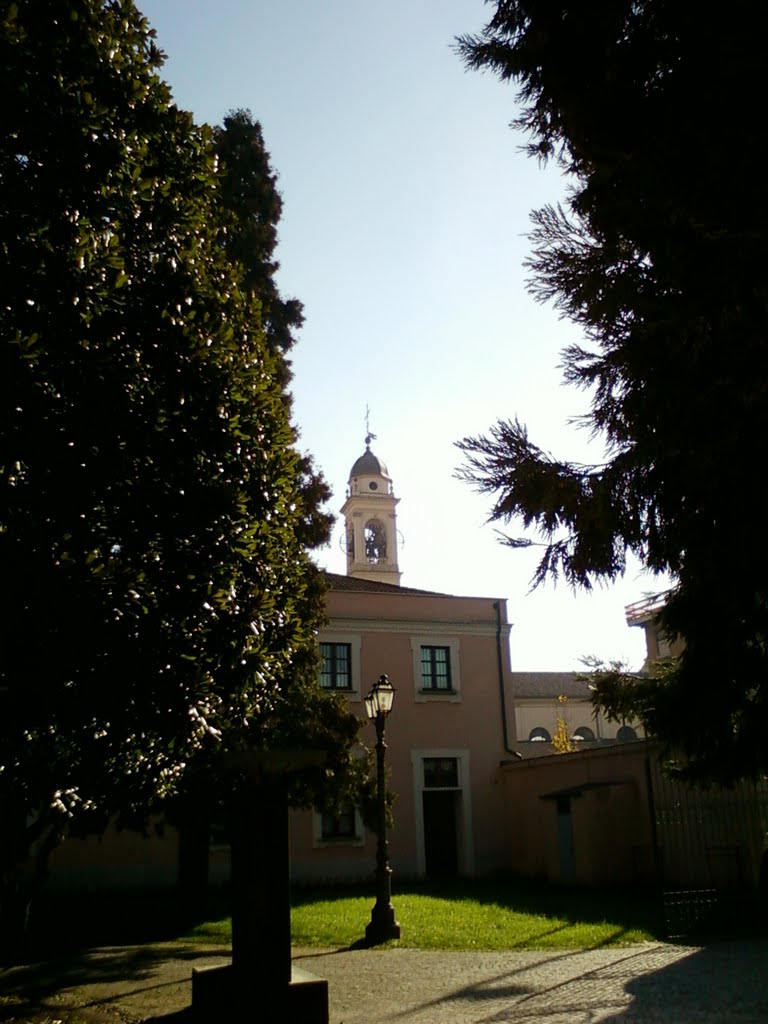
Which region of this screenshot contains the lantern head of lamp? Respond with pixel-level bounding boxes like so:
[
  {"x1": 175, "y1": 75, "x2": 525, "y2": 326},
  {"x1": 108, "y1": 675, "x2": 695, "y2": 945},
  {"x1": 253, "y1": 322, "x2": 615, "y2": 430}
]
[{"x1": 365, "y1": 674, "x2": 395, "y2": 720}]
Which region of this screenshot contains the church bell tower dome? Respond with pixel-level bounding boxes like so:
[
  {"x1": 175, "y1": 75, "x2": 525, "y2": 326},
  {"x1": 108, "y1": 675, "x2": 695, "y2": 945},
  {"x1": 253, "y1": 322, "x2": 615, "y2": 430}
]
[
  {"x1": 340, "y1": 432, "x2": 401, "y2": 586},
  {"x1": 349, "y1": 448, "x2": 390, "y2": 480}
]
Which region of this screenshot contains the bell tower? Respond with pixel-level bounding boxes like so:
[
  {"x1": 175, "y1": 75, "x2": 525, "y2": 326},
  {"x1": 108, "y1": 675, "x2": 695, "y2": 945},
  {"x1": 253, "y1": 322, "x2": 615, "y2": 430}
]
[{"x1": 340, "y1": 432, "x2": 401, "y2": 586}]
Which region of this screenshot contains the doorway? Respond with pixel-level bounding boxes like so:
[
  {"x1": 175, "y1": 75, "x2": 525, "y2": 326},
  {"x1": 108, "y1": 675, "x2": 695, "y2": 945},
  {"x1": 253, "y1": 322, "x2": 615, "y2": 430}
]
[
  {"x1": 423, "y1": 790, "x2": 459, "y2": 879},
  {"x1": 556, "y1": 796, "x2": 576, "y2": 882},
  {"x1": 413, "y1": 751, "x2": 473, "y2": 878}
]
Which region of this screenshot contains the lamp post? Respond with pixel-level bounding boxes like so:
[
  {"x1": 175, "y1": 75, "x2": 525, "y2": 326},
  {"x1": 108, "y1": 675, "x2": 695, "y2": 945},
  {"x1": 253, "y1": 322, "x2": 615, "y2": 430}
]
[{"x1": 364, "y1": 674, "x2": 401, "y2": 945}]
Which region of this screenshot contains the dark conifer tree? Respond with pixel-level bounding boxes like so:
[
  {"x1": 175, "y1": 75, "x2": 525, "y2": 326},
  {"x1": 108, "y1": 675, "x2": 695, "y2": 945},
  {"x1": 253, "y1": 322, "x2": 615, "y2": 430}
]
[{"x1": 456, "y1": 2, "x2": 768, "y2": 782}]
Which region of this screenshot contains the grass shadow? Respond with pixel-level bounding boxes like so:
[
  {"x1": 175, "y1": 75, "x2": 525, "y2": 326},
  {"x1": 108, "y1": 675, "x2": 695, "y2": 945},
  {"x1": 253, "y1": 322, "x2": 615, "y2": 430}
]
[
  {"x1": 291, "y1": 873, "x2": 667, "y2": 947},
  {"x1": 398, "y1": 874, "x2": 664, "y2": 936}
]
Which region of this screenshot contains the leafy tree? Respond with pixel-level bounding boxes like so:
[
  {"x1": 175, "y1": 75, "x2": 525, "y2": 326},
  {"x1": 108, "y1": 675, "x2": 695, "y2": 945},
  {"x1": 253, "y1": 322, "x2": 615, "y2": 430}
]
[
  {"x1": 213, "y1": 110, "x2": 304, "y2": 362},
  {"x1": 212, "y1": 109, "x2": 333, "y2": 546},
  {"x1": 550, "y1": 717, "x2": 574, "y2": 755},
  {"x1": 551, "y1": 696, "x2": 575, "y2": 754},
  {"x1": 455, "y1": 2, "x2": 768, "y2": 782},
  {"x1": 0, "y1": 0, "x2": 357, "y2": 941},
  {"x1": 578, "y1": 655, "x2": 672, "y2": 752}
]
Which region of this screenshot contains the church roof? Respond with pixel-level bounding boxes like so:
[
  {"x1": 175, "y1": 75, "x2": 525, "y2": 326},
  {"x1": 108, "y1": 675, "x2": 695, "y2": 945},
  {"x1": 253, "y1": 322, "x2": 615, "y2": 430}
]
[
  {"x1": 324, "y1": 571, "x2": 451, "y2": 597},
  {"x1": 349, "y1": 446, "x2": 390, "y2": 479},
  {"x1": 511, "y1": 672, "x2": 591, "y2": 699}
]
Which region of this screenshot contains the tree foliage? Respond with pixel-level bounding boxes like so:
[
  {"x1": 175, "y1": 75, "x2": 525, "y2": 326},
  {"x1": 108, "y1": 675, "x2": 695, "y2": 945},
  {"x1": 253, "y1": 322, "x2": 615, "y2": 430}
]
[
  {"x1": 0, "y1": 0, "x2": 358, "y2": 931},
  {"x1": 551, "y1": 697, "x2": 575, "y2": 755},
  {"x1": 213, "y1": 110, "x2": 304, "y2": 362},
  {"x1": 456, "y1": 2, "x2": 768, "y2": 782},
  {"x1": 212, "y1": 109, "x2": 333, "y2": 549}
]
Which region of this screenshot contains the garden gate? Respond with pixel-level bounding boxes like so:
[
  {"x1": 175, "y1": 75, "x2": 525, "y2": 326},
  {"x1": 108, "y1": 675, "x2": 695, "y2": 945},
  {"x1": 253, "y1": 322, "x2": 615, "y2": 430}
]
[{"x1": 646, "y1": 756, "x2": 768, "y2": 938}]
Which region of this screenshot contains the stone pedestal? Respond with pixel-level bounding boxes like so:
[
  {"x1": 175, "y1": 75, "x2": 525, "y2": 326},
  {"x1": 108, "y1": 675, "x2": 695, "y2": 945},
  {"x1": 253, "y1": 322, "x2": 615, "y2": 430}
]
[
  {"x1": 191, "y1": 769, "x2": 329, "y2": 1023},
  {"x1": 365, "y1": 899, "x2": 401, "y2": 946},
  {"x1": 192, "y1": 963, "x2": 328, "y2": 1023}
]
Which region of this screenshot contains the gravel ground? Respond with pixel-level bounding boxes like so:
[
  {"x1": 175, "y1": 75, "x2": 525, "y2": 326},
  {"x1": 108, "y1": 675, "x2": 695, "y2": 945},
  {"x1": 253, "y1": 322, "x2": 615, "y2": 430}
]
[{"x1": 2, "y1": 939, "x2": 767, "y2": 1023}]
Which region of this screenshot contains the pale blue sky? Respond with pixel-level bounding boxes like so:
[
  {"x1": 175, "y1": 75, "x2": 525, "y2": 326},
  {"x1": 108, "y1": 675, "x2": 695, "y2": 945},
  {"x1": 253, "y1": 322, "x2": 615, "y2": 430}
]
[{"x1": 139, "y1": 0, "x2": 654, "y2": 670}]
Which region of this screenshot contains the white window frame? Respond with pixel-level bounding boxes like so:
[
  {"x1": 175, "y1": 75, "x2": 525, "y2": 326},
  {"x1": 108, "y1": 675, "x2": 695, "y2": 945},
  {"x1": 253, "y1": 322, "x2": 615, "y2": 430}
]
[
  {"x1": 318, "y1": 632, "x2": 362, "y2": 701},
  {"x1": 411, "y1": 636, "x2": 461, "y2": 702}
]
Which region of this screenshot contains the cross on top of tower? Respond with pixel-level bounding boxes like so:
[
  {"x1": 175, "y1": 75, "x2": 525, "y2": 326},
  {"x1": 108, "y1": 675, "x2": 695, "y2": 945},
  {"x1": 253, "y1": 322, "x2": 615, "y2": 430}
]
[{"x1": 365, "y1": 404, "x2": 377, "y2": 449}]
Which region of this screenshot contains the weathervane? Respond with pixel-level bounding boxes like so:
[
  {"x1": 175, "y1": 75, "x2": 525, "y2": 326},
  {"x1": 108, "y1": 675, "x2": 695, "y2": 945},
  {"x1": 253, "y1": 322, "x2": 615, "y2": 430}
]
[{"x1": 365, "y1": 404, "x2": 377, "y2": 448}]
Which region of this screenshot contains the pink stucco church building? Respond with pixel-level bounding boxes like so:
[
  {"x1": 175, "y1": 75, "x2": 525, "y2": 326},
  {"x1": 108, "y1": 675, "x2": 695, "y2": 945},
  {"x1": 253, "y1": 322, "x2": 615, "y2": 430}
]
[{"x1": 289, "y1": 436, "x2": 521, "y2": 881}]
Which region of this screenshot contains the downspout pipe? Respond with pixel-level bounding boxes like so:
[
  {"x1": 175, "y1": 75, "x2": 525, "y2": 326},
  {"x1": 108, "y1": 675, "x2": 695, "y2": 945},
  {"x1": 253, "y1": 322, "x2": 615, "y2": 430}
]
[{"x1": 493, "y1": 600, "x2": 523, "y2": 760}]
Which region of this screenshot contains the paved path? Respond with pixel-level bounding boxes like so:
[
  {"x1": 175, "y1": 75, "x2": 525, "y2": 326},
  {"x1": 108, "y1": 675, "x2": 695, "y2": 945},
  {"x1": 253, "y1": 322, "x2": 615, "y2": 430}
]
[{"x1": 2, "y1": 939, "x2": 767, "y2": 1023}]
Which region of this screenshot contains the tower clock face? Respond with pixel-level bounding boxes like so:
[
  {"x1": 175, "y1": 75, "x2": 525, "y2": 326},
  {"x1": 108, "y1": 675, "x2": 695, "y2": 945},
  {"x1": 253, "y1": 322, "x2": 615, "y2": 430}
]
[
  {"x1": 364, "y1": 520, "x2": 387, "y2": 563},
  {"x1": 368, "y1": 481, "x2": 378, "y2": 490}
]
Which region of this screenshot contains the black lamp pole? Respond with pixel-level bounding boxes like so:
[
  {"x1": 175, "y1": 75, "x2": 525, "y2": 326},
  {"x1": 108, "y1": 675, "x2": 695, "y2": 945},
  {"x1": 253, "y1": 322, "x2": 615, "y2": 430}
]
[{"x1": 364, "y1": 675, "x2": 401, "y2": 946}]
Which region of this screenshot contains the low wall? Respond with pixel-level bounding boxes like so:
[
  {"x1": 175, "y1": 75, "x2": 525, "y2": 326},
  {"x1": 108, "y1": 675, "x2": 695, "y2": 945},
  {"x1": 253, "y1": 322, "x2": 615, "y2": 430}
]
[
  {"x1": 48, "y1": 819, "x2": 181, "y2": 889},
  {"x1": 501, "y1": 743, "x2": 656, "y2": 886}
]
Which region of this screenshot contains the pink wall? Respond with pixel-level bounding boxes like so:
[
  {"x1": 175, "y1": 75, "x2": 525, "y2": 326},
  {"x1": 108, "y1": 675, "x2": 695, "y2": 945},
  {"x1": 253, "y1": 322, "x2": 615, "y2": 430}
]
[
  {"x1": 48, "y1": 584, "x2": 520, "y2": 888},
  {"x1": 50, "y1": 818, "x2": 180, "y2": 888},
  {"x1": 290, "y1": 586, "x2": 516, "y2": 881},
  {"x1": 501, "y1": 744, "x2": 655, "y2": 885}
]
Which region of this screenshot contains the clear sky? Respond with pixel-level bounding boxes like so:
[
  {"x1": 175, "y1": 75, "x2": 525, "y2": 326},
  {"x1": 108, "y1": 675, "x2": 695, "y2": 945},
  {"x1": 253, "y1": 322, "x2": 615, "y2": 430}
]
[{"x1": 138, "y1": 0, "x2": 659, "y2": 671}]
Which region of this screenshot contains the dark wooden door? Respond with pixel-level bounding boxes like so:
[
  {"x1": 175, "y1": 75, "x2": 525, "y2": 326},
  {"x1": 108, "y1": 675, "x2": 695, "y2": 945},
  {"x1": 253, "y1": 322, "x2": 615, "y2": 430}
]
[{"x1": 423, "y1": 790, "x2": 458, "y2": 879}]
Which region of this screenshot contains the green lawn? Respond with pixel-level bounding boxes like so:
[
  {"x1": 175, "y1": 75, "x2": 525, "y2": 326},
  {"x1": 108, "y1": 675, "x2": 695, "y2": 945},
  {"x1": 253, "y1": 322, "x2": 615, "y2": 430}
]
[{"x1": 184, "y1": 877, "x2": 663, "y2": 950}]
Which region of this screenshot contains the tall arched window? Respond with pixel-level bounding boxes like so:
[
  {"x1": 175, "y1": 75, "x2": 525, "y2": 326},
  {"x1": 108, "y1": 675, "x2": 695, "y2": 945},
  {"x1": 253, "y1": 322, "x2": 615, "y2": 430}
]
[{"x1": 364, "y1": 519, "x2": 387, "y2": 562}]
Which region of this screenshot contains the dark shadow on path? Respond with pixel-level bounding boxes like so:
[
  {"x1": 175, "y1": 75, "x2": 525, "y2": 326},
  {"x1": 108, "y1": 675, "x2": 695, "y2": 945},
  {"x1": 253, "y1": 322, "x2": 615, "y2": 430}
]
[
  {"x1": 597, "y1": 938, "x2": 768, "y2": 1024},
  {"x1": 385, "y1": 945, "x2": 656, "y2": 1023},
  {"x1": 0, "y1": 942, "x2": 228, "y2": 1023},
  {"x1": 381, "y1": 940, "x2": 768, "y2": 1024},
  {"x1": 143, "y1": 1010, "x2": 195, "y2": 1024}
]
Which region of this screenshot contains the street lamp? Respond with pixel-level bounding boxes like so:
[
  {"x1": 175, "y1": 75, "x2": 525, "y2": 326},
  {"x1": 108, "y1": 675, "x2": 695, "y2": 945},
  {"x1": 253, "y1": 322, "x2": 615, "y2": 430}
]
[{"x1": 364, "y1": 674, "x2": 401, "y2": 945}]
